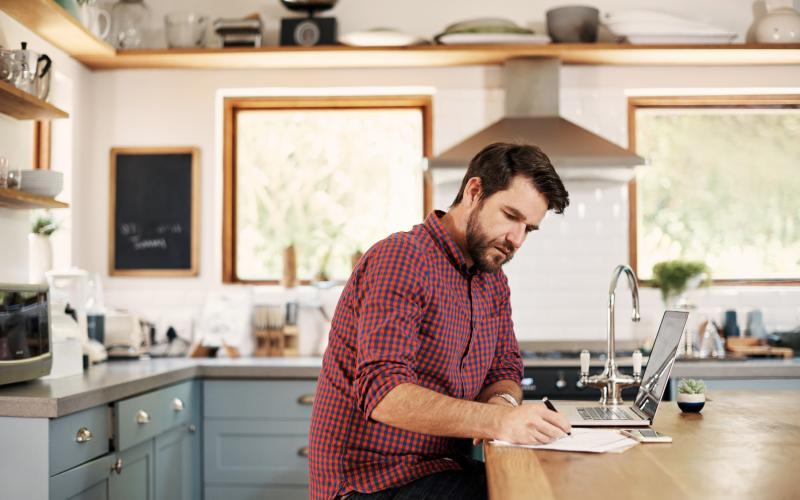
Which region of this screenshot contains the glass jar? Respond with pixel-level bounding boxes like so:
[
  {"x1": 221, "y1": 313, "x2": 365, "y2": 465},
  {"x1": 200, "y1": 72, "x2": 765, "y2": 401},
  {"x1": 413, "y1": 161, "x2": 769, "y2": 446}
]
[{"x1": 111, "y1": 0, "x2": 151, "y2": 49}]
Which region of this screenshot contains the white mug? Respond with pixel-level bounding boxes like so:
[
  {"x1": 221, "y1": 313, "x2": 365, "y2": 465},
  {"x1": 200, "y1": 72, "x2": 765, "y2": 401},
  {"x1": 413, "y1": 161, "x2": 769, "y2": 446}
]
[{"x1": 79, "y1": 3, "x2": 111, "y2": 40}]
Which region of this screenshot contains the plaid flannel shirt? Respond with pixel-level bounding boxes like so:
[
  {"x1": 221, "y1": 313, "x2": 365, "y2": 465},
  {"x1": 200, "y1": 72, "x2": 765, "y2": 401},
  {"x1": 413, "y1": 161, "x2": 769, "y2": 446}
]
[{"x1": 308, "y1": 211, "x2": 523, "y2": 499}]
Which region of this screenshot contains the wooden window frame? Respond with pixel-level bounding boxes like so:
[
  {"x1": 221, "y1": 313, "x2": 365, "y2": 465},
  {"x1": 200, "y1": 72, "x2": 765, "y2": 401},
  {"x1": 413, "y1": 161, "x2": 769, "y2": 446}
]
[
  {"x1": 627, "y1": 94, "x2": 800, "y2": 286},
  {"x1": 222, "y1": 94, "x2": 434, "y2": 284}
]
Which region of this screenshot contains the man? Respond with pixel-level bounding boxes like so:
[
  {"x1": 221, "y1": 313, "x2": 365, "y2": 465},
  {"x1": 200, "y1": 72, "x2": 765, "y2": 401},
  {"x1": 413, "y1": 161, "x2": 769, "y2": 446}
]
[{"x1": 309, "y1": 142, "x2": 572, "y2": 500}]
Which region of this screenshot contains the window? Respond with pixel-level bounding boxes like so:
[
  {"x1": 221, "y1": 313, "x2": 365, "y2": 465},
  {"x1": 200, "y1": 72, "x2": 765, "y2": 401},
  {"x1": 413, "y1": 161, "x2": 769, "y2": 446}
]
[
  {"x1": 629, "y1": 95, "x2": 800, "y2": 284},
  {"x1": 223, "y1": 95, "x2": 432, "y2": 283}
]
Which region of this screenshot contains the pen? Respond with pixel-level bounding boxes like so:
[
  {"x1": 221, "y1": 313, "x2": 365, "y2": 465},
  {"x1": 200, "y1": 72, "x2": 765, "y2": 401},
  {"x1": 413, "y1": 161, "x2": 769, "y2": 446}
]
[{"x1": 542, "y1": 397, "x2": 571, "y2": 435}]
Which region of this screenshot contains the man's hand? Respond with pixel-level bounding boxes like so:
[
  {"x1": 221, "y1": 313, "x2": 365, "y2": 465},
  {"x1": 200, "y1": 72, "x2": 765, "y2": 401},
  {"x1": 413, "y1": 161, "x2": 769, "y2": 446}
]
[
  {"x1": 494, "y1": 403, "x2": 572, "y2": 445},
  {"x1": 473, "y1": 395, "x2": 518, "y2": 445}
]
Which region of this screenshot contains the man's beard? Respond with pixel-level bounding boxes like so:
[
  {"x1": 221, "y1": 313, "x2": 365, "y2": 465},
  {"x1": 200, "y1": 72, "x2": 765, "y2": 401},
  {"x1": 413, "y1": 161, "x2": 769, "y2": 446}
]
[{"x1": 465, "y1": 206, "x2": 515, "y2": 273}]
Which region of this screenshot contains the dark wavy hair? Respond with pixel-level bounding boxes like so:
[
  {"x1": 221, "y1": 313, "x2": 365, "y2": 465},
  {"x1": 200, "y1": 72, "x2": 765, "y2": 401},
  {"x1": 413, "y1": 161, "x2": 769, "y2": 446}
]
[{"x1": 451, "y1": 142, "x2": 569, "y2": 214}]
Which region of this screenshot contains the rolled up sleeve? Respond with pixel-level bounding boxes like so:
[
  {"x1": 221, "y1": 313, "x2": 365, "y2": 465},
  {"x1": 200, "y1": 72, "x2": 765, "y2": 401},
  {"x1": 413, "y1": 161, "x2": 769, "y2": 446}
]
[
  {"x1": 482, "y1": 279, "x2": 523, "y2": 388},
  {"x1": 353, "y1": 236, "x2": 428, "y2": 420}
]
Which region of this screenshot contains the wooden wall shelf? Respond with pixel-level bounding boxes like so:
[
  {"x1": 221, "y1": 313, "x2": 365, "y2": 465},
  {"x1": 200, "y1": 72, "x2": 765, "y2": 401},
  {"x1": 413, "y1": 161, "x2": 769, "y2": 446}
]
[
  {"x1": 0, "y1": 188, "x2": 69, "y2": 209},
  {"x1": 0, "y1": 0, "x2": 115, "y2": 59},
  {"x1": 1, "y1": 2, "x2": 799, "y2": 70},
  {"x1": 0, "y1": 80, "x2": 68, "y2": 120},
  {"x1": 79, "y1": 43, "x2": 800, "y2": 70}
]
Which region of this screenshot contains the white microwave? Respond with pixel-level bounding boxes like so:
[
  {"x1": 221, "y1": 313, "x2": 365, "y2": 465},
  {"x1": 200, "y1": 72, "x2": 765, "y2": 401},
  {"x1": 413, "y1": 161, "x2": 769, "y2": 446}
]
[{"x1": 0, "y1": 283, "x2": 52, "y2": 386}]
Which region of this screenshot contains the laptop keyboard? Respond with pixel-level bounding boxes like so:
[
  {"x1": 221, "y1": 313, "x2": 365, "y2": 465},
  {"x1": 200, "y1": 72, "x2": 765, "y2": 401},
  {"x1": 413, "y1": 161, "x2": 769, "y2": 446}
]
[{"x1": 577, "y1": 406, "x2": 635, "y2": 421}]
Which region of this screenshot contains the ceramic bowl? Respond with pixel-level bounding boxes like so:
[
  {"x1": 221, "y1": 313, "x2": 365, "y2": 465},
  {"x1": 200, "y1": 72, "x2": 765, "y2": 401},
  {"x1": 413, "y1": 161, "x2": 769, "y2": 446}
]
[
  {"x1": 546, "y1": 6, "x2": 600, "y2": 43},
  {"x1": 677, "y1": 393, "x2": 705, "y2": 413}
]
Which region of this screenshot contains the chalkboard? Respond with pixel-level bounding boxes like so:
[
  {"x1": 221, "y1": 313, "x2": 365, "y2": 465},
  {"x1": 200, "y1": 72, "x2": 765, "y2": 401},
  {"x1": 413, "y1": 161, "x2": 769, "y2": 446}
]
[{"x1": 109, "y1": 147, "x2": 199, "y2": 276}]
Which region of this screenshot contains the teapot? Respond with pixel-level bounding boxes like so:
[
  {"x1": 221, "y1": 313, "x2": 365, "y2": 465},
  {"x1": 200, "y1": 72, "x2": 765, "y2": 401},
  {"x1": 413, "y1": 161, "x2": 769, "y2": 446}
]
[{"x1": 12, "y1": 42, "x2": 52, "y2": 100}]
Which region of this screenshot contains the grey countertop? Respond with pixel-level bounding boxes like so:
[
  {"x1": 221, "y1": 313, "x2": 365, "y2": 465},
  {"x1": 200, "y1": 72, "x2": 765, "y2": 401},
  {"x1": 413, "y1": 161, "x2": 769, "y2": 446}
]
[{"x1": 0, "y1": 356, "x2": 798, "y2": 419}]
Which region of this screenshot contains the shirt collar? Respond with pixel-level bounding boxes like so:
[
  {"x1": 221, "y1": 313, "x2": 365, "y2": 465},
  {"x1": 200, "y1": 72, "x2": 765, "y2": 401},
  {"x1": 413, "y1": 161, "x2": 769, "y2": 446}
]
[{"x1": 424, "y1": 210, "x2": 478, "y2": 277}]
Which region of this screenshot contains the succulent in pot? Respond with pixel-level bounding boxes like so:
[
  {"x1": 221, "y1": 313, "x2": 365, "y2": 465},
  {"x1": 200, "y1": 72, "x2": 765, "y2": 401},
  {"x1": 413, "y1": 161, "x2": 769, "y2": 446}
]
[{"x1": 677, "y1": 378, "x2": 706, "y2": 413}]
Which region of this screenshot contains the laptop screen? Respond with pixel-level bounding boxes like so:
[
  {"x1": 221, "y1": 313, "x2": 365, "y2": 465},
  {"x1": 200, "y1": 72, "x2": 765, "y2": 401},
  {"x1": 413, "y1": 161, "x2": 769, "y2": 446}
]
[{"x1": 633, "y1": 310, "x2": 689, "y2": 421}]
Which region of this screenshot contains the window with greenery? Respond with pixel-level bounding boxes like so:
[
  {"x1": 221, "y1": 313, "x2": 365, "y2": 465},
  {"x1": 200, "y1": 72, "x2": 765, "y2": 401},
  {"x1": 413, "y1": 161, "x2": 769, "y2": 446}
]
[
  {"x1": 631, "y1": 96, "x2": 800, "y2": 283},
  {"x1": 224, "y1": 96, "x2": 430, "y2": 283}
]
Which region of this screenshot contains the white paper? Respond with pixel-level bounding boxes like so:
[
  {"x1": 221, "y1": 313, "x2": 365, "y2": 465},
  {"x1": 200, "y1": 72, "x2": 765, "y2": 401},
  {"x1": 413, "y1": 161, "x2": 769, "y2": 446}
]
[{"x1": 491, "y1": 428, "x2": 639, "y2": 454}]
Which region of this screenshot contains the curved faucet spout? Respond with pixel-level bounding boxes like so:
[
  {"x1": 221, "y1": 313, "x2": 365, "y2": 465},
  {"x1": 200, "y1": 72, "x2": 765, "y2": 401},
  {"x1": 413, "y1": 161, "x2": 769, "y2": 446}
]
[
  {"x1": 606, "y1": 265, "x2": 640, "y2": 394},
  {"x1": 580, "y1": 264, "x2": 643, "y2": 405}
]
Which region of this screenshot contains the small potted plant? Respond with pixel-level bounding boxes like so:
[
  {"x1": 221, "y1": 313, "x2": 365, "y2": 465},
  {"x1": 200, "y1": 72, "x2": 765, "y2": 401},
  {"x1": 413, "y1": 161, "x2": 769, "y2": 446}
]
[
  {"x1": 651, "y1": 260, "x2": 711, "y2": 309},
  {"x1": 677, "y1": 378, "x2": 706, "y2": 413},
  {"x1": 29, "y1": 211, "x2": 60, "y2": 284}
]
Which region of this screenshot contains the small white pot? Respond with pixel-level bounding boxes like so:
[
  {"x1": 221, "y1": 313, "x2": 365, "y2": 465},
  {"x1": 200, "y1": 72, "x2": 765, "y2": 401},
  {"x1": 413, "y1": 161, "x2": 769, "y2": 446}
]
[
  {"x1": 28, "y1": 234, "x2": 53, "y2": 284},
  {"x1": 677, "y1": 393, "x2": 705, "y2": 404},
  {"x1": 677, "y1": 392, "x2": 706, "y2": 413}
]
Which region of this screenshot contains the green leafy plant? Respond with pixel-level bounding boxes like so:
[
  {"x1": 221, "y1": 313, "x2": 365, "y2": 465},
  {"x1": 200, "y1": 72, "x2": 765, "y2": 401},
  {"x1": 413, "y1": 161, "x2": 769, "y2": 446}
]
[
  {"x1": 31, "y1": 212, "x2": 60, "y2": 236},
  {"x1": 678, "y1": 378, "x2": 706, "y2": 395},
  {"x1": 651, "y1": 260, "x2": 711, "y2": 304}
]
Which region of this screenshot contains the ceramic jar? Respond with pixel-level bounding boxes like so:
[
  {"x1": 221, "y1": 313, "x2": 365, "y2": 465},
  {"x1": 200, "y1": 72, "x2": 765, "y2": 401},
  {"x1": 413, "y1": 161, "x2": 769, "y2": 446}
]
[{"x1": 755, "y1": 3, "x2": 800, "y2": 43}]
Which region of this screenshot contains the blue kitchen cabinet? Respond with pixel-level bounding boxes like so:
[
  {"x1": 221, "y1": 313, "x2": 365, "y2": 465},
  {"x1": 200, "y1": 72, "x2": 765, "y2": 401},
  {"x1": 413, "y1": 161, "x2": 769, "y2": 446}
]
[
  {"x1": 203, "y1": 380, "x2": 316, "y2": 499},
  {"x1": 49, "y1": 453, "x2": 116, "y2": 500},
  {"x1": 109, "y1": 437, "x2": 155, "y2": 500},
  {"x1": 155, "y1": 422, "x2": 201, "y2": 500}
]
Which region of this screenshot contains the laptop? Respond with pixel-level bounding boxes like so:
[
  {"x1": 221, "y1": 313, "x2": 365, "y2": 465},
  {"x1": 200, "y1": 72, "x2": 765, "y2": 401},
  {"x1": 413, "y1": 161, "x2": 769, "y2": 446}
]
[{"x1": 559, "y1": 310, "x2": 689, "y2": 427}]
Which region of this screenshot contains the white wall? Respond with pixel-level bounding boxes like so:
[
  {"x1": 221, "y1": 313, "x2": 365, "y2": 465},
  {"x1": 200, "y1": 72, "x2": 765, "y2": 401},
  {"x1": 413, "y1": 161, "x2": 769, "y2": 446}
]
[
  {"x1": 79, "y1": 62, "x2": 800, "y2": 348},
  {"x1": 0, "y1": 13, "x2": 93, "y2": 284},
  {"x1": 101, "y1": 0, "x2": 800, "y2": 47}
]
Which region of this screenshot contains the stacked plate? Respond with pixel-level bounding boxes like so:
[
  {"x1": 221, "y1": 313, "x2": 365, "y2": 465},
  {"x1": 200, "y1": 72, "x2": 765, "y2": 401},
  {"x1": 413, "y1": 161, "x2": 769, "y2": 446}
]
[
  {"x1": 435, "y1": 18, "x2": 551, "y2": 45},
  {"x1": 19, "y1": 169, "x2": 63, "y2": 198},
  {"x1": 602, "y1": 10, "x2": 737, "y2": 44}
]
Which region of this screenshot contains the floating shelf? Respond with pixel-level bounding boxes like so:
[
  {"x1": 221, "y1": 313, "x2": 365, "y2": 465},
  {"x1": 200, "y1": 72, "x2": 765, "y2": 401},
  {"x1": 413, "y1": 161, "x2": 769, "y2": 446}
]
[
  {"x1": 0, "y1": 187, "x2": 69, "y2": 209},
  {"x1": 0, "y1": 80, "x2": 68, "y2": 120},
  {"x1": 75, "y1": 43, "x2": 800, "y2": 70},
  {"x1": 0, "y1": 0, "x2": 115, "y2": 59},
  {"x1": 1, "y1": 1, "x2": 799, "y2": 70}
]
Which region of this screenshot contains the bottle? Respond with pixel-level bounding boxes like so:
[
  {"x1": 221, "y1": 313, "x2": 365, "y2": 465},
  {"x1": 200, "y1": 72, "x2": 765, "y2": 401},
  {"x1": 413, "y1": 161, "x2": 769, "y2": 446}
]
[{"x1": 86, "y1": 273, "x2": 106, "y2": 346}]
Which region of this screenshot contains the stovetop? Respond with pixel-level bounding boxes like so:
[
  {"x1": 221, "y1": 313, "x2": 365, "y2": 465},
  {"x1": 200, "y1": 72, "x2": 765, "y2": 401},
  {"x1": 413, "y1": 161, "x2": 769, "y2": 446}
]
[{"x1": 520, "y1": 350, "x2": 637, "y2": 361}]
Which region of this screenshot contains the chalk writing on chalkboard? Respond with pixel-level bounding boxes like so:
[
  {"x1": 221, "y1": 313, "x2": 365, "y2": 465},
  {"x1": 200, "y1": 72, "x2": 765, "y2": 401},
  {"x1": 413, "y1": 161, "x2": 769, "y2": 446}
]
[{"x1": 109, "y1": 147, "x2": 199, "y2": 276}]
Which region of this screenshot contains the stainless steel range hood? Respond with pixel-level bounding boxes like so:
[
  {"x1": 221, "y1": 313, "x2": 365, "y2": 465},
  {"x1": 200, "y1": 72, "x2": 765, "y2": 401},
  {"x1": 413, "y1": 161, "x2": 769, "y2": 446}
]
[{"x1": 429, "y1": 59, "x2": 644, "y2": 182}]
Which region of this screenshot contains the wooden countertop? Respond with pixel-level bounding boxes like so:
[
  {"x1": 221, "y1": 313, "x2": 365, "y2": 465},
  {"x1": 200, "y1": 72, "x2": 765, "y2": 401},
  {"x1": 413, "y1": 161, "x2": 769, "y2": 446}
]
[{"x1": 485, "y1": 391, "x2": 799, "y2": 500}]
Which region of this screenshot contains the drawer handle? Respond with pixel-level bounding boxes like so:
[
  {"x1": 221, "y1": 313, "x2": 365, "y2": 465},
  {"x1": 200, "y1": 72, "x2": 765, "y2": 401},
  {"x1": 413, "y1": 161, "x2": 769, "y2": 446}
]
[
  {"x1": 297, "y1": 445, "x2": 309, "y2": 458},
  {"x1": 172, "y1": 398, "x2": 185, "y2": 412},
  {"x1": 112, "y1": 458, "x2": 123, "y2": 474},
  {"x1": 75, "y1": 427, "x2": 93, "y2": 443},
  {"x1": 188, "y1": 424, "x2": 197, "y2": 433},
  {"x1": 297, "y1": 394, "x2": 315, "y2": 405},
  {"x1": 136, "y1": 410, "x2": 151, "y2": 425}
]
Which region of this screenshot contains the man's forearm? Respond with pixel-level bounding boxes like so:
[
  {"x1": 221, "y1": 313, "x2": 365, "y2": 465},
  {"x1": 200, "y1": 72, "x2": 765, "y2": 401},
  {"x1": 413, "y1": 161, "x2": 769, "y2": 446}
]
[
  {"x1": 477, "y1": 379, "x2": 522, "y2": 404},
  {"x1": 370, "y1": 383, "x2": 511, "y2": 440}
]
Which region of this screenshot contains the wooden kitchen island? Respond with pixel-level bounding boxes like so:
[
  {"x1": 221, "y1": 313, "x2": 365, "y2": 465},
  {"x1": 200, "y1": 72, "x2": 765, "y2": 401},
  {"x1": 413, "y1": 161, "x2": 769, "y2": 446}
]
[{"x1": 485, "y1": 391, "x2": 799, "y2": 500}]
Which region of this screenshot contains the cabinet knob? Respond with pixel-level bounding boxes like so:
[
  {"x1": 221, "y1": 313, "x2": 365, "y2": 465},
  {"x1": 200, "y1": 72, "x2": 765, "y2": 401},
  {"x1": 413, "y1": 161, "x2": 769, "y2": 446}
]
[
  {"x1": 75, "y1": 427, "x2": 93, "y2": 443},
  {"x1": 188, "y1": 424, "x2": 197, "y2": 433},
  {"x1": 297, "y1": 445, "x2": 309, "y2": 458},
  {"x1": 297, "y1": 394, "x2": 315, "y2": 406},
  {"x1": 136, "y1": 410, "x2": 151, "y2": 425},
  {"x1": 172, "y1": 398, "x2": 185, "y2": 412},
  {"x1": 112, "y1": 458, "x2": 123, "y2": 474}
]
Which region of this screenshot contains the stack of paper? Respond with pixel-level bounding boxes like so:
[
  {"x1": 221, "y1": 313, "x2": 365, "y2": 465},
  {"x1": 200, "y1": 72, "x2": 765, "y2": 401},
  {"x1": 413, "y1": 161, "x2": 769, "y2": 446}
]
[{"x1": 492, "y1": 428, "x2": 638, "y2": 454}]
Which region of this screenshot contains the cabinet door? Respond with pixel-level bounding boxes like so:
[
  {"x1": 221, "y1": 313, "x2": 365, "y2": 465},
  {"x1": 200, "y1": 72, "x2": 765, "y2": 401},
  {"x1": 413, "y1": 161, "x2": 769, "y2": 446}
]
[
  {"x1": 49, "y1": 453, "x2": 115, "y2": 500},
  {"x1": 155, "y1": 423, "x2": 201, "y2": 500},
  {"x1": 109, "y1": 439, "x2": 155, "y2": 500}
]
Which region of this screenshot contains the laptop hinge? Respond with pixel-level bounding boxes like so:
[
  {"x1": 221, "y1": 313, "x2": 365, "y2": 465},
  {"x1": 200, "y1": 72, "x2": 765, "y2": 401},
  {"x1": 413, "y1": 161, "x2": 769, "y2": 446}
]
[{"x1": 630, "y1": 404, "x2": 649, "y2": 421}]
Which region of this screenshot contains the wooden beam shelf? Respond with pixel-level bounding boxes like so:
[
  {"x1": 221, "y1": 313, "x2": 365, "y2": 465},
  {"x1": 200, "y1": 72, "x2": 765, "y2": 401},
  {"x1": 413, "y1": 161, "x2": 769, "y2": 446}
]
[
  {"x1": 0, "y1": 80, "x2": 68, "y2": 120},
  {"x1": 0, "y1": 0, "x2": 115, "y2": 59},
  {"x1": 1, "y1": 1, "x2": 799, "y2": 70},
  {"x1": 0, "y1": 187, "x2": 68, "y2": 209},
  {"x1": 77, "y1": 43, "x2": 800, "y2": 70}
]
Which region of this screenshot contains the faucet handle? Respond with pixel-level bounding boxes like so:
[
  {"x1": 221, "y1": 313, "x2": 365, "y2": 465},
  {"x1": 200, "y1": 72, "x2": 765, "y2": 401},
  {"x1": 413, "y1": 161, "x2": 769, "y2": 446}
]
[
  {"x1": 580, "y1": 350, "x2": 590, "y2": 375},
  {"x1": 632, "y1": 350, "x2": 642, "y2": 377}
]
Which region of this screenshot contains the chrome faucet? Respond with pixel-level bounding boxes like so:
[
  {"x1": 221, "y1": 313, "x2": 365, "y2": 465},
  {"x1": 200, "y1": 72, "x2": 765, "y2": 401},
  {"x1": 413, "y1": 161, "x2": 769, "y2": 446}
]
[{"x1": 579, "y1": 265, "x2": 643, "y2": 405}]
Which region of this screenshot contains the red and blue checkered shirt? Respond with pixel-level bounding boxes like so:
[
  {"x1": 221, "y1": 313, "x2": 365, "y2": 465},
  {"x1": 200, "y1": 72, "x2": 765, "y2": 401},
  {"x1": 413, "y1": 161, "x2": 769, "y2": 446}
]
[{"x1": 309, "y1": 211, "x2": 523, "y2": 499}]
